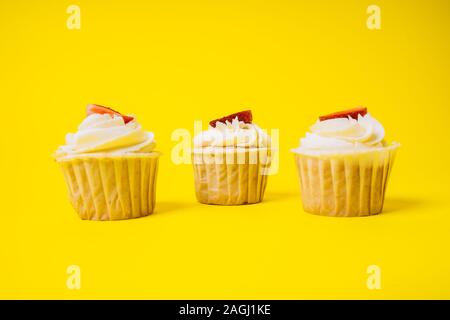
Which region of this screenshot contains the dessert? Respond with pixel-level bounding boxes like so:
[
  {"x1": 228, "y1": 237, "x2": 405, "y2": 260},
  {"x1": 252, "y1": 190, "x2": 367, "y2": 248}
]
[
  {"x1": 54, "y1": 104, "x2": 160, "y2": 220},
  {"x1": 292, "y1": 107, "x2": 399, "y2": 217},
  {"x1": 192, "y1": 110, "x2": 271, "y2": 205}
]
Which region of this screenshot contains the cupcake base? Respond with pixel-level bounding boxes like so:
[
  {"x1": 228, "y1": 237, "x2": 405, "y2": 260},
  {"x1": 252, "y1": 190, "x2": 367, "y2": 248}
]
[
  {"x1": 58, "y1": 153, "x2": 159, "y2": 221},
  {"x1": 293, "y1": 145, "x2": 398, "y2": 217},
  {"x1": 192, "y1": 148, "x2": 271, "y2": 205}
]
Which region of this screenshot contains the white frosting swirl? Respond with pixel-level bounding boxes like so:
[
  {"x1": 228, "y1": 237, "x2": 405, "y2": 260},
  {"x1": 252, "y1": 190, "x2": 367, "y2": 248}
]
[
  {"x1": 194, "y1": 117, "x2": 270, "y2": 148},
  {"x1": 56, "y1": 113, "x2": 156, "y2": 157},
  {"x1": 295, "y1": 113, "x2": 385, "y2": 153}
]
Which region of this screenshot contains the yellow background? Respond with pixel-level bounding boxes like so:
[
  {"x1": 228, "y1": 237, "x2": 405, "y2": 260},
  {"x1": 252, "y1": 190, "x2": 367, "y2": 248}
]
[{"x1": 1, "y1": 0, "x2": 449, "y2": 299}]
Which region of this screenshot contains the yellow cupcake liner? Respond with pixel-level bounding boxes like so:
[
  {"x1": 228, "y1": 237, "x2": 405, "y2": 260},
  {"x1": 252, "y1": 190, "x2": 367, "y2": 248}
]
[
  {"x1": 58, "y1": 153, "x2": 159, "y2": 220},
  {"x1": 293, "y1": 144, "x2": 399, "y2": 217},
  {"x1": 192, "y1": 148, "x2": 271, "y2": 205}
]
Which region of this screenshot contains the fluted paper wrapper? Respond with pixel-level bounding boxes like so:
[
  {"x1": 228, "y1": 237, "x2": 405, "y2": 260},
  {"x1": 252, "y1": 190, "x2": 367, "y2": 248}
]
[
  {"x1": 293, "y1": 144, "x2": 398, "y2": 217},
  {"x1": 192, "y1": 148, "x2": 271, "y2": 205},
  {"x1": 58, "y1": 153, "x2": 159, "y2": 220}
]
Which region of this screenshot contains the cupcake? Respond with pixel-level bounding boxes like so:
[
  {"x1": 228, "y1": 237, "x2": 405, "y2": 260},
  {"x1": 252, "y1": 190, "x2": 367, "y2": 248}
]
[
  {"x1": 292, "y1": 107, "x2": 399, "y2": 217},
  {"x1": 55, "y1": 104, "x2": 160, "y2": 220},
  {"x1": 192, "y1": 110, "x2": 271, "y2": 205}
]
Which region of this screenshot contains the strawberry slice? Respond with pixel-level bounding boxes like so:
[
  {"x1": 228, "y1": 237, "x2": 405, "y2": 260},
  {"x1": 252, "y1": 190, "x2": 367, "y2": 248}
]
[
  {"x1": 319, "y1": 107, "x2": 367, "y2": 121},
  {"x1": 86, "y1": 104, "x2": 134, "y2": 124},
  {"x1": 209, "y1": 110, "x2": 253, "y2": 127}
]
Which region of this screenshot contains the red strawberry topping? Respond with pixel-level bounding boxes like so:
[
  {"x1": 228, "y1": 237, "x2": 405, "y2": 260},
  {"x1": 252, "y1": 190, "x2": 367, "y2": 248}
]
[
  {"x1": 86, "y1": 104, "x2": 134, "y2": 124},
  {"x1": 209, "y1": 110, "x2": 253, "y2": 127},
  {"x1": 319, "y1": 107, "x2": 367, "y2": 121}
]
